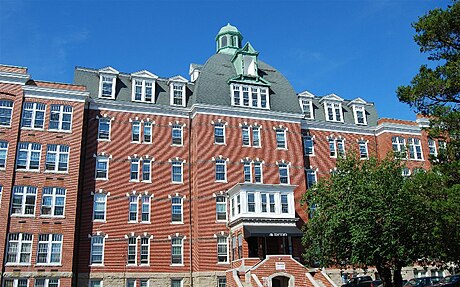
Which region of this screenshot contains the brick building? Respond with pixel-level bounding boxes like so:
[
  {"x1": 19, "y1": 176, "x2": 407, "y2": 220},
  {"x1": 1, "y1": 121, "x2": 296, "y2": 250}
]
[{"x1": 0, "y1": 24, "x2": 443, "y2": 287}]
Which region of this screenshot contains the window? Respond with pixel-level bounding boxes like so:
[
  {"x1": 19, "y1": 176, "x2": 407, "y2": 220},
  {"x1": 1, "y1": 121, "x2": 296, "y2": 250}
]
[
  {"x1": 21, "y1": 102, "x2": 45, "y2": 129},
  {"x1": 171, "y1": 124, "x2": 183, "y2": 146},
  {"x1": 216, "y1": 195, "x2": 227, "y2": 221},
  {"x1": 140, "y1": 280, "x2": 149, "y2": 287},
  {"x1": 439, "y1": 140, "x2": 447, "y2": 152},
  {"x1": 337, "y1": 139, "x2": 345, "y2": 157},
  {"x1": 392, "y1": 136, "x2": 406, "y2": 158},
  {"x1": 126, "y1": 279, "x2": 136, "y2": 287},
  {"x1": 0, "y1": 140, "x2": 8, "y2": 168},
  {"x1": 218, "y1": 277, "x2": 227, "y2": 287},
  {"x1": 132, "y1": 121, "x2": 140, "y2": 143},
  {"x1": 237, "y1": 234, "x2": 243, "y2": 259},
  {"x1": 359, "y1": 141, "x2": 369, "y2": 159},
  {"x1": 49, "y1": 105, "x2": 72, "y2": 131},
  {"x1": 129, "y1": 195, "x2": 138, "y2": 222},
  {"x1": 41, "y1": 187, "x2": 65, "y2": 217},
  {"x1": 242, "y1": 161, "x2": 252, "y2": 183},
  {"x1": 89, "y1": 280, "x2": 103, "y2": 287},
  {"x1": 171, "y1": 196, "x2": 183, "y2": 223},
  {"x1": 34, "y1": 278, "x2": 59, "y2": 287},
  {"x1": 90, "y1": 235, "x2": 105, "y2": 265},
  {"x1": 37, "y1": 234, "x2": 62, "y2": 264},
  {"x1": 231, "y1": 84, "x2": 269, "y2": 109},
  {"x1": 100, "y1": 75, "x2": 115, "y2": 99},
  {"x1": 171, "y1": 237, "x2": 183, "y2": 264},
  {"x1": 45, "y1": 144, "x2": 69, "y2": 172},
  {"x1": 281, "y1": 194, "x2": 289, "y2": 213},
  {"x1": 132, "y1": 79, "x2": 154, "y2": 102},
  {"x1": 6, "y1": 233, "x2": 33, "y2": 264},
  {"x1": 306, "y1": 169, "x2": 317, "y2": 189},
  {"x1": 300, "y1": 98, "x2": 313, "y2": 119},
  {"x1": 142, "y1": 159, "x2": 151, "y2": 182},
  {"x1": 353, "y1": 105, "x2": 367, "y2": 125},
  {"x1": 171, "y1": 279, "x2": 182, "y2": 287},
  {"x1": 402, "y1": 167, "x2": 411, "y2": 177},
  {"x1": 171, "y1": 160, "x2": 183, "y2": 183},
  {"x1": 141, "y1": 195, "x2": 151, "y2": 222},
  {"x1": 11, "y1": 186, "x2": 37, "y2": 216},
  {"x1": 329, "y1": 138, "x2": 345, "y2": 158},
  {"x1": 0, "y1": 100, "x2": 13, "y2": 126},
  {"x1": 275, "y1": 129, "x2": 287, "y2": 149},
  {"x1": 252, "y1": 126, "x2": 261, "y2": 147},
  {"x1": 217, "y1": 236, "x2": 228, "y2": 263},
  {"x1": 261, "y1": 193, "x2": 275, "y2": 213},
  {"x1": 303, "y1": 136, "x2": 314, "y2": 155},
  {"x1": 215, "y1": 159, "x2": 227, "y2": 182},
  {"x1": 231, "y1": 236, "x2": 236, "y2": 260},
  {"x1": 172, "y1": 84, "x2": 185, "y2": 106},
  {"x1": 16, "y1": 142, "x2": 41, "y2": 171},
  {"x1": 98, "y1": 117, "x2": 111, "y2": 140},
  {"x1": 329, "y1": 138, "x2": 336, "y2": 157},
  {"x1": 254, "y1": 162, "x2": 263, "y2": 183},
  {"x1": 278, "y1": 163, "x2": 289, "y2": 184},
  {"x1": 325, "y1": 102, "x2": 343, "y2": 122},
  {"x1": 93, "y1": 193, "x2": 107, "y2": 221},
  {"x1": 428, "y1": 139, "x2": 437, "y2": 157},
  {"x1": 127, "y1": 237, "x2": 137, "y2": 265},
  {"x1": 95, "y1": 156, "x2": 109, "y2": 180},
  {"x1": 214, "y1": 123, "x2": 225, "y2": 144},
  {"x1": 408, "y1": 138, "x2": 423, "y2": 160},
  {"x1": 247, "y1": 192, "x2": 255, "y2": 212},
  {"x1": 140, "y1": 237, "x2": 150, "y2": 265},
  {"x1": 0, "y1": 185, "x2": 3, "y2": 206},
  {"x1": 130, "y1": 158, "x2": 140, "y2": 181},
  {"x1": 242, "y1": 126, "x2": 250, "y2": 146},
  {"x1": 144, "y1": 122, "x2": 152, "y2": 143},
  {"x1": 4, "y1": 279, "x2": 28, "y2": 287}
]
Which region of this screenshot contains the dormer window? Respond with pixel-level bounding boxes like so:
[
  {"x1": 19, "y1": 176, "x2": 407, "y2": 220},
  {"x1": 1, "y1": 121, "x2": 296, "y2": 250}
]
[
  {"x1": 100, "y1": 76, "x2": 116, "y2": 99},
  {"x1": 243, "y1": 55, "x2": 257, "y2": 76},
  {"x1": 172, "y1": 84, "x2": 185, "y2": 106},
  {"x1": 132, "y1": 80, "x2": 154, "y2": 102},
  {"x1": 353, "y1": 105, "x2": 367, "y2": 125},
  {"x1": 300, "y1": 99, "x2": 313, "y2": 119},
  {"x1": 325, "y1": 102, "x2": 343, "y2": 122},
  {"x1": 231, "y1": 84, "x2": 269, "y2": 109}
]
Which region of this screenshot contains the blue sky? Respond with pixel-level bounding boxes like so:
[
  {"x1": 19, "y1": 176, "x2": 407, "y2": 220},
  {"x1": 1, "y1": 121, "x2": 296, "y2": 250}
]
[{"x1": 0, "y1": 0, "x2": 451, "y2": 120}]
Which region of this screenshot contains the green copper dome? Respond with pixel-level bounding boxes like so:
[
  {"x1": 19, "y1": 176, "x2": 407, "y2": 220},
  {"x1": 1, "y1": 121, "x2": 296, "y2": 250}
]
[
  {"x1": 217, "y1": 23, "x2": 240, "y2": 37},
  {"x1": 216, "y1": 23, "x2": 243, "y2": 54}
]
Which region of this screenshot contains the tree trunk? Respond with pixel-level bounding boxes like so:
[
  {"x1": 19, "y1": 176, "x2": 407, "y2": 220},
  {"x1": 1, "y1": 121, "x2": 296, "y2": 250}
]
[
  {"x1": 393, "y1": 262, "x2": 403, "y2": 287},
  {"x1": 376, "y1": 264, "x2": 393, "y2": 287}
]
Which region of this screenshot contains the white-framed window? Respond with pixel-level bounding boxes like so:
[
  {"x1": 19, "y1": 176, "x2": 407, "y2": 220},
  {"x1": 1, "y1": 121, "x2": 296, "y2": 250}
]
[
  {"x1": 16, "y1": 142, "x2": 41, "y2": 171},
  {"x1": 0, "y1": 185, "x2": 3, "y2": 206},
  {"x1": 21, "y1": 102, "x2": 46, "y2": 129},
  {"x1": 144, "y1": 122, "x2": 152, "y2": 143},
  {"x1": 252, "y1": 126, "x2": 261, "y2": 147},
  {"x1": 171, "y1": 237, "x2": 183, "y2": 265},
  {"x1": 231, "y1": 195, "x2": 241, "y2": 216},
  {"x1": 90, "y1": 235, "x2": 105, "y2": 265},
  {"x1": 214, "y1": 122, "x2": 225, "y2": 144},
  {"x1": 0, "y1": 140, "x2": 8, "y2": 169},
  {"x1": 11, "y1": 185, "x2": 37, "y2": 216},
  {"x1": 171, "y1": 196, "x2": 183, "y2": 223},
  {"x1": 41, "y1": 187, "x2": 66, "y2": 217},
  {"x1": 171, "y1": 124, "x2": 183, "y2": 146},
  {"x1": 247, "y1": 192, "x2": 255, "y2": 212},
  {"x1": 439, "y1": 140, "x2": 447, "y2": 152},
  {"x1": 95, "y1": 156, "x2": 109, "y2": 180},
  {"x1": 218, "y1": 277, "x2": 227, "y2": 287},
  {"x1": 329, "y1": 138, "x2": 345, "y2": 158},
  {"x1": 142, "y1": 158, "x2": 151, "y2": 182},
  {"x1": 215, "y1": 159, "x2": 227, "y2": 182},
  {"x1": 140, "y1": 237, "x2": 150, "y2": 265},
  {"x1": 428, "y1": 139, "x2": 437, "y2": 157},
  {"x1": 171, "y1": 84, "x2": 185, "y2": 106},
  {"x1": 281, "y1": 194, "x2": 289, "y2": 213},
  {"x1": 402, "y1": 167, "x2": 411, "y2": 177},
  {"x1": 242, "y1": 126, "x2": 250, "y2": 146},
  {"x1": 329, "y1": 138, "x2": 337, "y2": 157},
  {"x1": 359, "y1": 141, "x2": 369, "y2": 159},
  {"x1": 300, "y1": 98, "x2": 313, "y2": 119},
  {"x1": 275, "y1": 128, "x2": 287, "y2": 149},
  {"x1": 128, "y1": 195, "x2": 138, "y2": 222},
  {"x1": 97, "y1": 117, "x2": 111, "y2": 140},
  {"x1": 303, "y1": 136, "x2": 314, "y2": 156},
  {"x1": 127, "y1": 236, "x2": 137, "y2": 265},
  {"x1": 49, "y1": 105, "x2": 72, "y2": 132},
  {"x1": 132, "y1": 121, "x2": 141, "y2": 143},
  {"x1": 89, "y1": 280, "x2": 103, "y2": 287},
  {"x1": 93, "y1": 193, "x2": 107, "y2": 221},
  {"x1": 216, "y1": 195, "x2": 227, "y2": 221},
  {"x1": 130, "y1": 158, "x2": 140, "y2": 181},
  {"x1": 260, "y1": 193, "x2": 275, "y2": 213},
  {"x1": 408, "y1": 138, "x2": 423, "y2": 160},
  {"x1": 3, "y1": 278, "x2": 28, "y2": 287},
  {"x1": 254, "y1": 162, "x2": 263, "y2": 183},
  {"x1": 6, "y1": 233, "x2": 33, "y2": 264},
  {"x1": 99, "y1": 75, "x2": 116, "y2": 99},
  {"x1": 34, "y1": 278, "x2": 60, "y2": 287},
  {"x1": 217, "y1": 236, "x2": 228, "y2": 263},
  {"x1": 0, "y1": 100, "x2": 13, "y2": 127},
  {"x1": 132, "y1": 79, "x2": 154, "y2": 102},
  {"x1": 141, "y1": 195, "x2": 151, "y2": 222},
  {"x1": 337, "y1": 139, "x2": 345, "y2": 157},
  {"x1": 306, "y1": 169, "x2": 317, "y2": 189},
  {"x1": 126, "y1": 279, "x2": 136, "y2": 287},
  {"x1": 325, "y1": 102, "x2": 343, "y2": 122},
  {"x1": 231, "y1": 84, "x2": 269, "y2": 109},
  {"x1": 278, "y1": 163, "x2": 290, "y2": 184},
  {"x1": 171, "y1": 160, "x2": 183, "y2": 183},
  {"x1": 353, "y1": 105, "x2": 367, "y2": 125},
  {"x1": 36, "y1": 234, "x2": 63, "y2": 265},
  {"x1": 243, "y1": 160, "x2": 252, "y2": 183},
  {"x1": 392, "y1": 136, "x2": 406, "y2": 158},
  {"x1": 45, "y1": 144, "x2": 69, "y2": 172},
  {"x1": 140, "y1": 279, "x2": 149, "y2": 287}
]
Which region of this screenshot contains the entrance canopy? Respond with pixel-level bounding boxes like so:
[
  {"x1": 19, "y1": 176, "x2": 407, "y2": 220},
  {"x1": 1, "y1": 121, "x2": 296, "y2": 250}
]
[{"x1": 244, "y1": 225, "x2": 303, "y2": 238}]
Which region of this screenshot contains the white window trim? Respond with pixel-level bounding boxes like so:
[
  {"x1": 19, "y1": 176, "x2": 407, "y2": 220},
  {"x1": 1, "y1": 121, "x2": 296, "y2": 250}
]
[
  {"x1": 212, "y1": 121, "x2": 227, "y2": 145},
  {"x1": 408, "y1": 138, "x2": 424, "y2": 161},
  {"x1": 11, "y1": 185, "x2": 37, "y2": 217},
  {"x1": 89, "y1": 233, "x2": 107, "y2": 266},
  {"x1": 89, "y1": 279, "x2": 104, "y2": 287},
  {"x1": 3, "y1": 278, "x2": 30, "y2": 287},
  {"x1": 5, "y1": 233, "x2": 33, "y2": 265},
  {"x1": 303, "y1": 135, "x2": 315, "y2": 156},
  {"x1": 131, "y1": 120, "x2": 141, "y2": 144},
  {"x1": 129, "y1": 157, "x2": 140, "y2": 182},
  {"x1": 0, "y1": 100, "x2": 13, "y2": 128},
  {"x1": 216, "y1": 235, "x2": 229, "y2": 264},
  {"x1": 274, "y1": 127, "x2": 288, "y2": 150},
  {"x1": 143, "y1": 121, "x2": 153, "y2": 144},
  {"x1": 306, "y1": 168, "x2": 317, "y2": 189},
  {"x1": 16, "y1": 142, "x2": 42, "y2": 171},
  {"x1": 428, "y1": 138, "x2": 438, "y2": 157},
  {"x1": 98, "y1": 74, "x2": 116, "y2": 99},
  {"x1": 97, "y1": 116, "x2": 113, "y2": 141},
  {"x1": 170, "y1": 195, "x2": 184, "y2": 224},
  {"x1": 94, "y1": 154, "x2": 111, "y2": 180},
  {"x1": 252, "y1": 125, "x2": 261, "y2": 148},
  {"x1": 299, "y1": 98, "x2": 314, "y2": 119},
  {"x1": 352, "y1": 105, "x2": 367, "y2": 125},
  {"x1": 40, "y1": 187, "x2": 66, "y2": 218},
  {"x1": 128, "y1": 194, "x2": 139, "y2": 223},
  {"x1": 276, "y1": 161, "x2": 291, "y2": 185},
  {"x1": 170, "y1": 158, "x2": 185, "y2": 184},
  {"x1": 139, "y1": 236, "x2": 152, "y2": 266},
  {"x1": 126, "y1": 236, "x2": 138, "y2": 266},
  {"x1": 170, "y1": 236, "x2": 184, "y2": 266},
  {"x1": 242, "y1": 160, "x2": 252, "y2": 183},
  {"x1": 253, "y1": 161, "x2": 264, "y2": 184},
  {"x1": 170, "y1": 83, "x2": 186, "y2": 107},
  {"x1": 324, "y1": 101, "x2": 344, "y2": 123},
  {"x1": 21, "y1": 102, "x2": 46, "y2": 130},
  {"x1": 141, "y1": 157, "x2": 152, "y2": 183},
  {"x1": 213, "y1": 157, "x2": 228, "y2": 183},
  {"x1": 170, "y1": 123, "x2": 184, "y2": 146},
  {"x1": 358, "y1": 140, "x2": 369, "y2": 159},
  {"x1": 92, "y1": 191, "x2": 109, "y2": 222},
  {"x1": 0, "y1": 141, "x2": 8, "y2": 170},
  {"x1": 34, "y1": 278, "x2": 60, "y2": 287},
  {"x1": 140, "y1": 195, "x2": 152, "y2": 223},
  {"x1": 132, "y1": 78, "x2": 155, "y2": 103},
  {"x1": 45, "y1": 144, "x2": 70, "y2": 173},
  {"x1": 36, "y1": 234, "x2": 63, "y2": 265},
  {"x1": 215, "y1": 194, "x2": 227, "y2": 222},
  {"x1": 241, "y1": 125, "x2": 251, "y2": 147},
  {"x1": 231, "y1": 84, "x2": 270, "y2": 109},
  {"x1": 48, "y1": 105, "x2": 73, "y2": 132}
]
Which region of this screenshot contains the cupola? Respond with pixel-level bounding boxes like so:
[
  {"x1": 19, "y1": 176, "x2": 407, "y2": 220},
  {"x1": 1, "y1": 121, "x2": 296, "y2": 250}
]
[{"x1": 216, "y1": 23, "x2": 243, "y2": 54}]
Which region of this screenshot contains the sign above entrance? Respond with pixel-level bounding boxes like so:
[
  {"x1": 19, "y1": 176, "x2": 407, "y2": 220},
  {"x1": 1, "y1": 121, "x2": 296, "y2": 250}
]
[
  {"x1": 276, "y1": 262, "x2": 286, "y2": 270},
  {"x1": 269, "y1": 232, "x2": 288, "y2": 237}
]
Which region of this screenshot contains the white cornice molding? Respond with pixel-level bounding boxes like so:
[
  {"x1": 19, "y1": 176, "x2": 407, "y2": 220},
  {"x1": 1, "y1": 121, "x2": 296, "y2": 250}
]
[
  {"x1": 0, "y1": 71, "x2": 30, "y2": 85},
  {"x1": 375, "y1": 122, "x2": 422, "y2": 136},
  {"x1": 23, "y1": 86, "x2": 89, "y2": 102},
  {"x1": 302, "y1": 120, "x2": 375, "y2": 135},
  {"x1": 131, "y1": 70, "x2": 158, "y2": 80}
]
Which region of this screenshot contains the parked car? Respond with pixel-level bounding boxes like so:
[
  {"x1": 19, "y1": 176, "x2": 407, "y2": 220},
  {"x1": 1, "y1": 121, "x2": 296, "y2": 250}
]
[
  {"x1": 434, "y1": 275, "x2": 460, "y2": 287},
  {"x1": 342, "y1": 276, "x2": 374, "y2": 287},
  {"x1": 403, "y1": 277, "x2": 442, "y2": 287}
]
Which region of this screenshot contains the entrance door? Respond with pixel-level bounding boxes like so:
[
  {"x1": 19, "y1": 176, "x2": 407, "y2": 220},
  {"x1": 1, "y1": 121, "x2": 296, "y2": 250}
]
[{"x1": 272, "y1": 276, "x2": 290, "y2": 287}]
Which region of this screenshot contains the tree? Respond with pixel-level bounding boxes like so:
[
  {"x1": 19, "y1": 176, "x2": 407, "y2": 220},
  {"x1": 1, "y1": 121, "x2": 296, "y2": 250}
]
[{"x1": 302, "y1": 156, "x2": 435, "y2": 287}]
